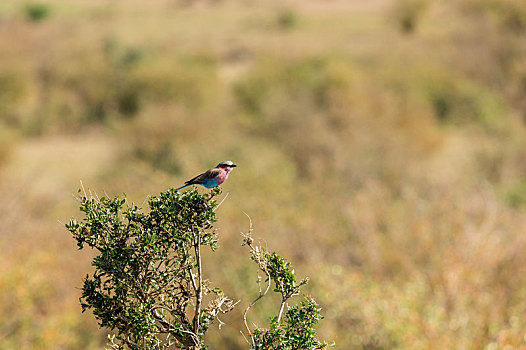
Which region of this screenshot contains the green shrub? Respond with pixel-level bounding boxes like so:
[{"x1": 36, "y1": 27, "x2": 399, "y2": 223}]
[
  {"x1": 466, "y1": 0, "x2": 526, "y2": 34},
  {"x1": 421, "y1": 72, "x2": 506, "y2": 131},
  {"x1": 235, "y1": 57, "x2": 348, "y2": 119},
  {"x1": 391, "y1": 0, "x2": 429, "y2": 33},
  {"x1": 234, "y1": 56, "x2": 357, "y2": 177},
  {"x1": 0, "y1": 127, "x2": 15, "y2": 167},
  {"x1": 506, "y1": 178, "x2": 526, "y2": 208},
  {"x1": 276, "y1": 9, "x2": 298, "y2": 31},
  {"x1": 62, "y1": 39, "x2": 146, "y2": 124},
  {"x1": 0, "y1": 70, "x2": 27, "y2": 123},
  {"x1": 131, "y1": 53, "x2": 220, "y2": 111},
  {"x1": 242, "y1": 232, "x2": 328, "y2": 350},
  {"x1": 23, "y1": 2, "x2": 50, "y2": 23},
  {"x1": 66, "y1": 187, "x2": 329, "y2": 349}
]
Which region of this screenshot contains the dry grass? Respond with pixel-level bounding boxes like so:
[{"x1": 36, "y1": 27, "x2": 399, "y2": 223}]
[{"x1": 1, "y1": 0, "x2": 526, "y2": 348}]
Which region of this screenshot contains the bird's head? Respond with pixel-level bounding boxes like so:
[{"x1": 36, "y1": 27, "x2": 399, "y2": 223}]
[{"x1": 217, "y1": 160, "x2": 237, "y2": 170}]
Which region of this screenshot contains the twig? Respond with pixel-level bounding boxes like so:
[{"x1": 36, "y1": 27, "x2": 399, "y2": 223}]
[
  {"x1": 192, "y1": 230, "x2": 203, "y2": 335},
  {"x1": 215, "y1": 192, "x2": 230, "y2": 210},
  {"x1": 241, "y1": 213, "x2": 271, "y2": 347},
  {"x1": 152, "y1": 309, "x2": 198, "y2": 347},
  {"x1": 189, "y1": 270, "x2": 198, "y2": 295},
  {"x1": 240, "y1": 330, "x2": 250, "y2": 346},
  {"x1": 140, "y1": 194, "x2": 149, "y2": 208},
  {"x1": 242, "y1": 211, "x2": 252, "y2": 230},
  {"x1": 277, "y1": 300, "x2": 286, "y2": 324},
  {"x1": 243, "y1": 269, "x2": 271, "y2": 346},
  {"x1": 80, "y1": 179, "x2": 87, "y2": 198}
]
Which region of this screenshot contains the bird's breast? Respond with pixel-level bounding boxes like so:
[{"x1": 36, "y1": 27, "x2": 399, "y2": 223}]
[{"x1": 215, "y1": 171, "x2": 230, "y2": 185}]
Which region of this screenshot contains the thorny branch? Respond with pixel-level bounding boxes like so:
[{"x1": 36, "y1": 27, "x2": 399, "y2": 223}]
[{"x1": 241, "y1": 214, "x2": 271, "y2": 348}]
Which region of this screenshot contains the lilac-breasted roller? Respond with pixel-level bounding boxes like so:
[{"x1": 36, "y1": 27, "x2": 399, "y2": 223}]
[{"x1": 176, "y1": 160, "x2": 237, "y2": 191}]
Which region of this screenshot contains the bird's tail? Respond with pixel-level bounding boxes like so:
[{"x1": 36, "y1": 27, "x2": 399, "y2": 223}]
[{"x1": 176, "y1": 184, "x2": 190, "y2": 191}]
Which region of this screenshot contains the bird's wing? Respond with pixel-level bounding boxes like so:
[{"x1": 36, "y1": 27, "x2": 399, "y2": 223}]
[
  {"x1": 206, "y1": 168, "x2": 222, "y2": 178},
  {"x1": 185, "y1": 168, "x2": 220, "y2": 185}
]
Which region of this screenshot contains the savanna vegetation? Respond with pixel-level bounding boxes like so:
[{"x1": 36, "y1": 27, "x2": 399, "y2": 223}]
[
  {"x1": 1, "y1": 0, "x2": 526, "y2": 348},
  {"x1": 67, "y1": 187, "x2": 327, "y2": 349}
]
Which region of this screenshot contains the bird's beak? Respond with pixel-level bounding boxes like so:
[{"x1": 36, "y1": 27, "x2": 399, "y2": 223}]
[{"x1": 231, "y1": 164, "x2": 237, "y2": 167}]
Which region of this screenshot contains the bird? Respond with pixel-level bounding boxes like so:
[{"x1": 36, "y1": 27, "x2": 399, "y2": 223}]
[{"x1": 176, "y1": 161, "x2": 237, "y2": 191}]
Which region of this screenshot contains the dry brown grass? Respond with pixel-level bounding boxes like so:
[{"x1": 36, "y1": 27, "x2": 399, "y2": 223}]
[{"x1": 1, "y1": 0, "x2": 526, "y2": 348}]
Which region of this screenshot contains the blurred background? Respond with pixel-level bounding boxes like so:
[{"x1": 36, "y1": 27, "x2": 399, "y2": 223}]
[{"x1": 1, "y1": 0, "x2": 526, "y2": 348}]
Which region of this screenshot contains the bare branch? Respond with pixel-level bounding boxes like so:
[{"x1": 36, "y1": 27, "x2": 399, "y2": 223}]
[
  {"x1": 241, "y1": 215, "x2": 272, "y2": 347},
  {"x1": 152, "y1": 309, "x2": 199, "y2": 348},
  {"x1": 243, "y1": 268, "x2": 271, "y2": 346},
  {"x1": 277, "y1": 300, "x2": 286, "y2": 324},
  {"x1": 193, "y1": 230, "x2": 203, "y2": 335},
  {"x1": 215, "y1": 192, "x2": 229, "y2": 210}
]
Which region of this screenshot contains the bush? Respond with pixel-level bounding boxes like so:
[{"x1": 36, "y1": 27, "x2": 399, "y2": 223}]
[
  {"x1": 233, "y1": 56, "x2": 355, "y2": 178},
  {"x1": 23, "y1": 2, "x2": 51, "y2": 23},
  {"x1": 0, "y1": 127, "x2": 15, "y2": 168},
  {"x1": 505, "y1": 178, "x2": 526, "y2": 208},
  {"x1": 0, "y1": 69, "x2": 27, "y2": 126},
  {"x1": 391, "y1": 0, "x2": 429, "y2": 33},
  {"x1": 131, "y1": 53, "x2": 220, "y2": 111},
  {"x1": 276, "y1": 9, "x2": 298, "y2": 31},
  {"x1": 421, "y1": 72, "x2": 506, "y2": 131},
  {"x1": 66, "y1": 187, "x2": 329, "y2": 349},
  {"x1": 466, "y1": 0, "x2": 526, "y2": 34}
]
